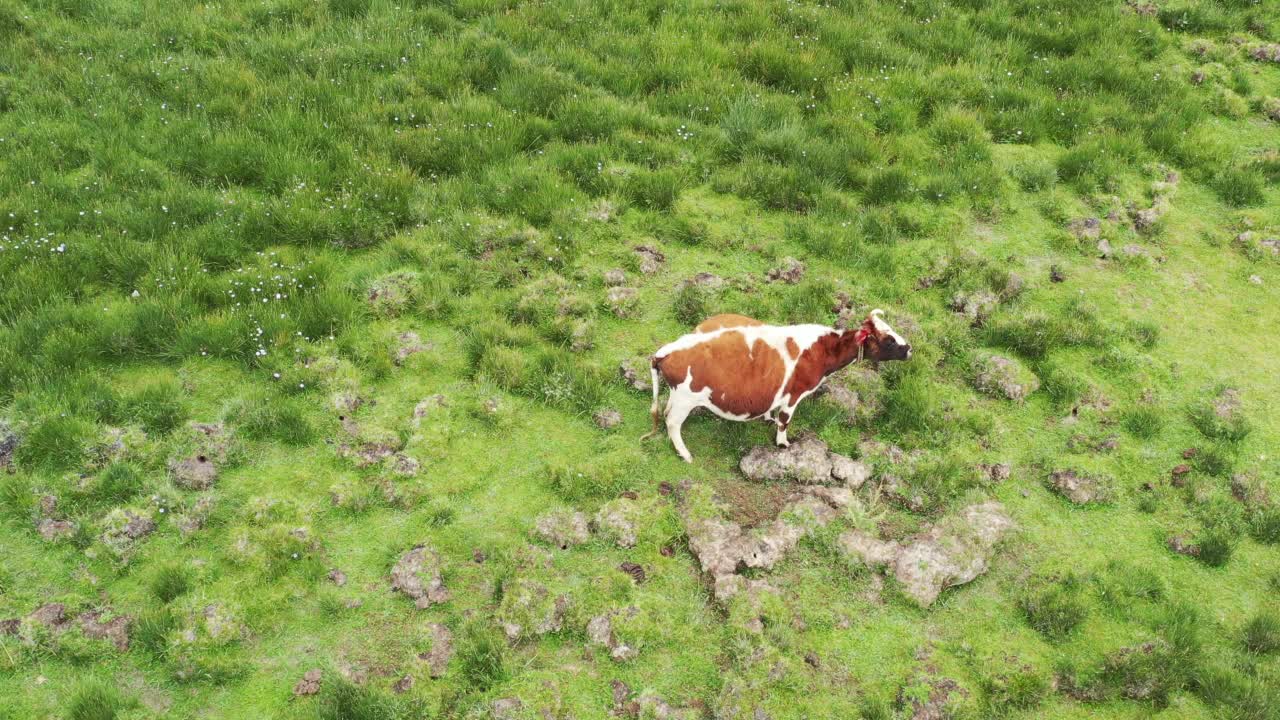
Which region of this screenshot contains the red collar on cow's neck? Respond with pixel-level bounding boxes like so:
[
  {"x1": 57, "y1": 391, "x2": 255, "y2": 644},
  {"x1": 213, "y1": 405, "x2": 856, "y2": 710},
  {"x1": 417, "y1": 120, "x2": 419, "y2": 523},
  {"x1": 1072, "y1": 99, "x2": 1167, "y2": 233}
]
[{"x1": 853, "y1": 328, "x2": 872, "y2": 346}]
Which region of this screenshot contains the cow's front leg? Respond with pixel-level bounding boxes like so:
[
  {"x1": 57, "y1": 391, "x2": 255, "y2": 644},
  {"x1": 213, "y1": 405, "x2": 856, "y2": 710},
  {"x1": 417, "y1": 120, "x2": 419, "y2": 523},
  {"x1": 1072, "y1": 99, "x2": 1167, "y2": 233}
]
[{"x1": 775, "y1": 410, "x2": 792, "y2": 447}]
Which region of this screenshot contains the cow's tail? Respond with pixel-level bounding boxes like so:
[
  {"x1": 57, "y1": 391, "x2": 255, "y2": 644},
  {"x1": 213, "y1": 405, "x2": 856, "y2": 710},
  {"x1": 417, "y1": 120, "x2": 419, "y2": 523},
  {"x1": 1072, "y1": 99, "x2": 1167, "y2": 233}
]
[{"x1": 640, "y1": 355, "x2": 663, "y2": 440}]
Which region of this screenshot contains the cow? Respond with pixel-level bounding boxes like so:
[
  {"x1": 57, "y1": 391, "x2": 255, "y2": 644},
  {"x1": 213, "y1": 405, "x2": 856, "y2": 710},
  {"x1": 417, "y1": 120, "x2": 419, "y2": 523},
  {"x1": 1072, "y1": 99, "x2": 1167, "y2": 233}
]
[{"x1": 642, "y1": 310, "x2": 911, "y2": 462}]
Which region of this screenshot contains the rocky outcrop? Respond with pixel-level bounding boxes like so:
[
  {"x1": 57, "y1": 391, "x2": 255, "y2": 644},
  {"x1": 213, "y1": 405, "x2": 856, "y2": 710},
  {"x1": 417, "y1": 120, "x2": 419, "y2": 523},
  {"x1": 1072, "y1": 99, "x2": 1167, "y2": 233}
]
[
  {"x1": 839, "y1": 502, "x2": 1015, "y2": 607},
  {"x1": 532, "y1": 509, "x2": 591, "y2": 549},
  {"x1": 1048, "y1": 469, "x2": 1112, "y2": 505},
  {"x1": 739, "y1": 436, "x2": 870, "y2": 488},
  {"x1": 390, "y1": 545, "x2": 449, "y2": 609}
]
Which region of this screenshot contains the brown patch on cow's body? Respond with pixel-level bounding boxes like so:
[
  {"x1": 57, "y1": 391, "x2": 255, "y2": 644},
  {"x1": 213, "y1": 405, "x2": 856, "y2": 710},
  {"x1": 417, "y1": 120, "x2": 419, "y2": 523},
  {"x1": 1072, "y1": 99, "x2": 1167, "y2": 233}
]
[
  {"x1": 695, "y1": 313, "x2": 764, "y2": 333},
  {"x1": 656, "y1": 331, "x2": 784, "y2": 417},
  {"x1": 782, "y1": 331, "x2": 862, "y2": 404},
  {"x1": 785, "y1": 337, "x2": 800, "y2": 359}
]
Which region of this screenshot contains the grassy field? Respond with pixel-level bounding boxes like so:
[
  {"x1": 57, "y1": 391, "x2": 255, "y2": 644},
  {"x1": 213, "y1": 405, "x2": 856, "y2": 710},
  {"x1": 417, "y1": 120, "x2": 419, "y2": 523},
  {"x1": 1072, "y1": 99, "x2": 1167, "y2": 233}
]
[{"x1": 2, "y1": 0, "x2": 1280, "y2": 717}]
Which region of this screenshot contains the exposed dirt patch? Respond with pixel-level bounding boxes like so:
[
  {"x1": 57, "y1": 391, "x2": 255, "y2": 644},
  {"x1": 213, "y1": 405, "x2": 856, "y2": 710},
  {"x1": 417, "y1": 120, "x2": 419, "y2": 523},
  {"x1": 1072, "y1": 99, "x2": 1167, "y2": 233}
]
[{"x1": 389, "y1": 545, "x2": 449, "y2": 609}]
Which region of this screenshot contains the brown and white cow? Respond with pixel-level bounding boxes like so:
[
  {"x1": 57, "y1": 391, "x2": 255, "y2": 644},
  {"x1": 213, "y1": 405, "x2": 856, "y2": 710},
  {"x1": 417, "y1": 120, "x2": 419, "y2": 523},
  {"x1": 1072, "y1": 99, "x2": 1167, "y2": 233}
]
[{"x1": 642, "y1": 310, "x2": 911, "y2": 462}]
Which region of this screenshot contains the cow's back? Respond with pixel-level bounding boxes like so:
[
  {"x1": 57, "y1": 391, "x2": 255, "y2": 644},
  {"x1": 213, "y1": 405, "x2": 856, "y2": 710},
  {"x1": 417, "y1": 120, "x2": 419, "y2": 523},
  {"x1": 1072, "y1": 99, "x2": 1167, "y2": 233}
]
[{"x1": 695, "y1": 313, "x2": 764, "y2": 333}]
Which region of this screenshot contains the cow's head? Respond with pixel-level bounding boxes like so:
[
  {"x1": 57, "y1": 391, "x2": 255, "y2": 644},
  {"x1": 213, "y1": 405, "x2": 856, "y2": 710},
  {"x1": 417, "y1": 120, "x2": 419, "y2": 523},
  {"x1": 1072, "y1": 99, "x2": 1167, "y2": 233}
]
[{"x1": 859, "y1": 309, "x2": 912, "y2": 361}]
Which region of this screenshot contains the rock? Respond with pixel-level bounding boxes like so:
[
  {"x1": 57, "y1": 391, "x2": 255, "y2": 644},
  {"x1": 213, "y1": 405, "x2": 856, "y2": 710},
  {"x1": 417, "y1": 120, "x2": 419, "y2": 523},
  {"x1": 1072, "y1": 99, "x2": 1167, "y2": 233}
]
[
  {"x1": 412, "y1": 395, "x2": 448, "y2": 425},
  {"x1": 685, "y1": 487, "x2": 852, "y2": 600},
  {"x1": 890, "y1": 502, "x2": 1015, "y2": 607},
  {"x1": 77, "y1": 610, "x2": 131, "y2": 651},
  {"x1": 593, "y1": 408, "x2": 622, "y2": 430},
  {"x1": 837, "y1": 530, "x2": 901, "y2": 569},
  {"x1": 949, "y1": 290, "x2": 999, "y2": 325},
  {"x1": 1068, "y1": 217, "x2": 1101, "y2": 240},
  {"x1": 367, "y1": 270, "x2": 419, "y2": 317},
  {"x1": 593, "y1": 499, "x2": 640, "y2": 548},
  {"x1": 176, "y1": 496, "x2": 214, "y2": 536},
  {"x1": 1230, "y1": 473, "x2": 1270, "y2": 508},
  {"x1": 606, "y1": 286, "x2": 638, "y2": 318},
  {"x1": 393, "y1": 331, "x2": 429, "y2": 365},
  {"x1": 1048, "y1": 469, "x2": 1112, "y2": 504},
  {"x1": 533, "y1": 509, "x2": 591, "y2": 549},
  {"x1": 586, "y1": 606, "x2": 640, "y2": 662},
  {"x1": 971, "y1": 353, "x2": 1040, "y2": 402},
  {"x1": 619, "y1": 358, "x2": 650, "y2": 392},
  {"x1": 170, "y1": 454, "x2": 217, "y2": 490},
  {"x1": 634, "y1": 245, "x2": 665, "y2": 274},
  {"x1": 739, "y1": 436, "x2": 869, "y2": 487},
  {"x1": 498, "y1": 578, "x2": 569, "y2": 642},
  {"x1": 898, "y1": 673, "x2": 964, "y2": 720},
  {"x1": 1167, "y1": 534, "x2": 1199, "y2": 558},
  {"x1": 1250, "y1": 275, "x2": 1263, "y2": 285},
  {"x1": 390, "y1": 545, "x2": 450, "y2": 609},
  {"x1": 388, "y1": 453, "x2": 420, "y2": 477},
  {"x1": 27, "y1": 603, "x2": 68, "y2": 628},
  {"x1": 37, "y1": 518, "x2": 75, "y2": 541},
  {"x1": 492, "y1": 698, "x2": 523, "y2": 720},
  {"x1": 682, "y1": 272, "x2": 725, "y2": 290},
  {"x1": 980, "y1": 463, "x2": 1011, "y2": 483},
  {"x1": 603, "y1": 268, "x2": 627, "y2": 286},
  {"x1": 293, "y1": 669, "x2": 322, "y2": 697},
  {"x1": 392, "y1": 675, "x2": 414, "y2": 694},
  {"x1": 327, "y1": 569, "x2": 347, "y2": 586},
  {"x1": 1170, "y1": 464, "x2": 1191, "y2": 487},
  {"x1": 765, "y1": 257, "x2": 806, "y2": 284},
  {"x1": 1251, "y1": 44, "x2": 1280, "y2": 63},
  {"x1": 1097, "y1": 238, "x2": 1113, "y2": 258},
  {"x1": 618, "y1": 561, "x2": 646, "y2": 584},
  {"x1": 0, "y1": 421, "x2": 18, "y2": 468},
  {"x1": 830, "y1": 455, "x2": 871, "y2": 489},
  {"x1": 1050, "y1": 264, "x2": 1066, "y2": 283},
  {"x1": 636, "y1": 691, "x2": 695, "y2": 720},
  {"x1": 0, "y1": 619, "x2": 18, "y2": 635},
  {"x1": 420, "y1": 623, "x2": 453, "y2": 678}
]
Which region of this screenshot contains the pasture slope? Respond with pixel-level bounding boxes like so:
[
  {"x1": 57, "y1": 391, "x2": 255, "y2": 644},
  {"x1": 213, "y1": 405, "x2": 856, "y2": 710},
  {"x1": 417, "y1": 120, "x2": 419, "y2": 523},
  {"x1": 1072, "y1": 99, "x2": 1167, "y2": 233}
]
[{"x1": 2, "y1": 0, "x2": 1280, "y2": 718}]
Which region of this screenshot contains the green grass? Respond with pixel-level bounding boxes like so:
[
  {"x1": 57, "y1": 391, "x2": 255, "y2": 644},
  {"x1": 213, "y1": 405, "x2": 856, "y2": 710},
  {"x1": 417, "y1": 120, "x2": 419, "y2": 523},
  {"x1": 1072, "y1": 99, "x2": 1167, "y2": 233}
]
[{"x1": 1, "y1": 0, "x2": 1279, "y2": 717}]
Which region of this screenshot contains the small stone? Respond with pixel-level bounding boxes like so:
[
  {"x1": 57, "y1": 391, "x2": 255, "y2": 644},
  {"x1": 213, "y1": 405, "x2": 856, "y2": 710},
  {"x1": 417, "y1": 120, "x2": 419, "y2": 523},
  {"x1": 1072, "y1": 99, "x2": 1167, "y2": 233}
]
[
  {"x1": 593, "y1": 408, "x2": 623, "y2": 430},
  {"x1": 171, "y1": 454, "x2": 217, "y2": 490},
  {"x1": 392, "y1": 675, "x2": 414, "y2": 694},
  {"x1": 1048, "y1": 469, "x2": 1112, "y2": 504},
  {"x1": 1097, "y1": 239, "x2": 1114, "y2": 258},
  {"x1": 765, "y1": 257, "x2": 806, "y2": 284},
  {"x1": 1249, "y1": 275, "x2": 1263, "y2": 285},
  {"x1": 606, "y1": 287, "x2": 638, "y2": 318},
  {"x1": 327, "y1": 569, "x2": 347, "y2": 586},
  {"x1": 618, "y1": 562, "x2": 646, "y2": 584},
  {"x1": 37, "y1": 518, "x2": 75, "y2": 541},
  {"x1": 634, "y1": 245, "x2": 665, "y2": 274},
  {"x1": 293, "y1": 669, "x2": 322, "y2": 696},
  {"x1": 604, "y1": 269, "x2": 627, "y2": 286}
]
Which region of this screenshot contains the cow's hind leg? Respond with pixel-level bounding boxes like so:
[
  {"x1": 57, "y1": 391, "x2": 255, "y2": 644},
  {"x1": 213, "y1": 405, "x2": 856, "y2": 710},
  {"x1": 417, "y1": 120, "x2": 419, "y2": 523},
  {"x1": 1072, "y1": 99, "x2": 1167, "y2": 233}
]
[{"x1": 665, "y1": 391, "x2": 699, "y2": 463}]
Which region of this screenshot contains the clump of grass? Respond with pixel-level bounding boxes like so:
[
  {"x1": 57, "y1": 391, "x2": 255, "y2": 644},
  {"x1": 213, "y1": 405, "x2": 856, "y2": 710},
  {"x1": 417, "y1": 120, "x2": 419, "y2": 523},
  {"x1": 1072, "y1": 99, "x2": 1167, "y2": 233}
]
[
  {"x1": 1243, "y1": 611, "x2": 1280, "y2": 655},
  {"x1": 672, "y1": 283, "x2": 709, "y2": 327},
  {"x1": 1196, "y1": 530, "x2": 1235, "y2": 568},
  {"x1": 1011, "y1": 156, "x2": 1058, "y2": 192},
  {"x1": 1191, "y1": 444, "x2": 1234, "y2": 477},
  {"x1": 132, "y1": 606, "x2": 176, "y2": 657},
  {"x1": 980, "y1": 663, "x2": 1051, "y2": 715},
  {"x1": 92, "y1": 463, "x2": 144, "y2": 505},
  {"x1": 1248, "y1": 508, "x2": 1280, "y2": 544},
  {"x1": 66, "y1": 681, "x2": 128, "y2": 720},
  {"x1": 1209, "y1": 166, "x2": 1265, "y2": 207},
  {"x1": 316, "y1": 674, "x2": 401, "y2": 720},
  {"x1": 1094, "y1": 560, "x2": 1165, "y2": 609},
  {"x1": 126, "y1": 379, "x2": 187, "y2": 435},
  {"x1": 150, "y1": 563, "x2": 192, "y2": 603},
  {"x1": 14, "y1": 415, "x2": 93, "y2": 472},
  {"x1": 1121, "y1": 405, "x2": 1164, "y2": 439},
  {"x1": 1187, "y1": 393, "x2": 1251, "y2": 445},
  {"x1": 626, "y1": 168, "x2": 686, "y2": 211},
  {"x1": 232, "y1": 393, "x2": 314, "y2": 446},
  {"x1": 457, "y1": 621, "x2": 508, "y2": 693},
  {"x1": 878, "y1": 369, "x2": 935, "y2": 436},
  {"x1": 1019, "y1": 580, "x2": 1088, "y2": 640}
]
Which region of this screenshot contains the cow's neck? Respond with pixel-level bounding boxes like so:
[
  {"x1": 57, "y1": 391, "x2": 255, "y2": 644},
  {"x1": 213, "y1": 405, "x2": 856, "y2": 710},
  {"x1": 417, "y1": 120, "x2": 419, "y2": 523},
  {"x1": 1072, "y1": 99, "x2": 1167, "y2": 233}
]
[{"x1": 812, "y1": 329, "x2": 867, "y2": 378}]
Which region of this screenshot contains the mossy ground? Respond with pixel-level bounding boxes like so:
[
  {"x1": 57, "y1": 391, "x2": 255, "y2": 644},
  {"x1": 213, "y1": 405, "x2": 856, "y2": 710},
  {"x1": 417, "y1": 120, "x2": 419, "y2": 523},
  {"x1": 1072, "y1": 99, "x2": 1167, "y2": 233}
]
[{"x1": 2, "y1": 0, "x2": 1280, "y2": 718}]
